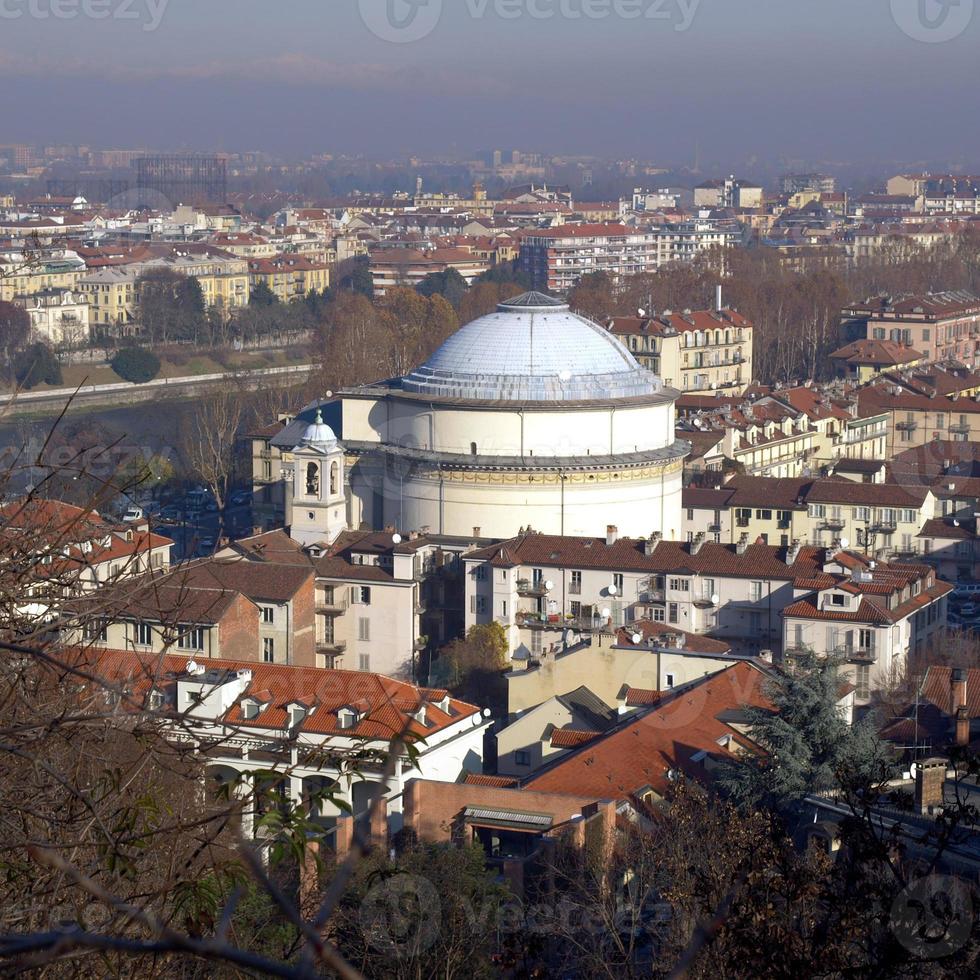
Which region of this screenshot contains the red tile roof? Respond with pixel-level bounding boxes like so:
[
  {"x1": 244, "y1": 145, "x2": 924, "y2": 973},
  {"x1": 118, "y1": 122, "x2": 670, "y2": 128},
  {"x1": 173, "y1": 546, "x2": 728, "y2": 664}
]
[
  {"x1": 525, "y1": 661, "x2": 772, "y2": 799},
  {"x1": 88, "y1": 649, "x2": 480, "y2": 742}
]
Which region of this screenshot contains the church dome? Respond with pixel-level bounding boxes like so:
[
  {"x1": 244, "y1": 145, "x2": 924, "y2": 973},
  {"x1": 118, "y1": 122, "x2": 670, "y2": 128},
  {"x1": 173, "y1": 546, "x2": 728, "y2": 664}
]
[
  {"x1": 400, "y1": 292, "x2": 663, "y2": 402},
  {"x1": 300, "y1": 410, "x2": 337, "y2": 451}
]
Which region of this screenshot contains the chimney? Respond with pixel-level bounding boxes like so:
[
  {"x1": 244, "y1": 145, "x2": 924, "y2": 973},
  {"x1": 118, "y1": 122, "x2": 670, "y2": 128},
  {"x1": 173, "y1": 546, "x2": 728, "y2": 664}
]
[
  {"x1": 915, "y1": 758, "x2": 948, "y2": 815},
  {"x1": 473, "y1": 527, "x2": 482, "y2": 539},
  {"x1": 956, "y1": 706, "x2": 971, "y2": 748},
  {"x1": 952, "y1": 668, "x2": 968, "y2": 715},
  {"x1": 736, "y1": 533, "x2": 750, "y2": 556},
  {"x1": 644, "y1": 532, "x2": 662, "y2": 557},
  {"x1": 716, "y1": 284, "x2": 723, "y2": 311},
  {"x1": 691, "y1": 532, "x2": 707, "y2": 556},
  {"x1": 606, "y1": 525, "x2": 619, "y2": 547},
  {"x1": 786, "y1": 539, "x2": 802, "y2": 566}
]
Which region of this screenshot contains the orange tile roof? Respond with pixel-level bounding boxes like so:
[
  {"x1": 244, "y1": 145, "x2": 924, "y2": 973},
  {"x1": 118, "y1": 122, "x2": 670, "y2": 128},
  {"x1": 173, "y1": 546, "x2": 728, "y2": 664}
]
[{"x1": 526, "y1": 661, "x2": 772, "y2": 799}]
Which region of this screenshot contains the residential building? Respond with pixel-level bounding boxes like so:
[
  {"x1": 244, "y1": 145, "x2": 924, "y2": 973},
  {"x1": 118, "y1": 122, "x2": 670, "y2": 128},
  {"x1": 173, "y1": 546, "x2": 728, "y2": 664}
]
[
  {"x1": 0, "y1": 248, "x2": 86, "y2": 302},
  {"x1": 77, "y1": 266, "x2": 139, "y2": 334},
  {"x1": 504, "y1": 621, "x2": 736, "y2": 717},
  {"x1": 0, "y1": 498, "x2": 172, "y2": 615},
  {"x1": 656, "y1": 219, "x2": 741, "y2": 266},
  {"x1": 20, "y1": 288, "x2": 90, "y2": 347},
  {"x1": 841, "y1": 291, "x2": 980, "y2": 368},
  {"x1": 608, "y1": 303, "x2": 754, "y2": 393},
  {"x1": 524, "y1": 661, "x2": 773, "y2": 802},
  {"x1": 783, "y1": 556, "x2": 950, "y2": 700},
  {"x1": 829, "y1": 339, "x2": 926, "y2": 383},
  {"x1": 369, "y1": 247, "x2": 489, "y2": 297},
  {"x1": 518, "y1": 224, "x2": 661, "y2": 293},
  {"x1": 693, "y1": 177, "x2": 764, "y2": 209},
  {"x1": 247, "y1": 254, "x2": 330, "y2": 303},
  {"x1": 463, "y1": 527, "x2": 873, "y2": 662}
]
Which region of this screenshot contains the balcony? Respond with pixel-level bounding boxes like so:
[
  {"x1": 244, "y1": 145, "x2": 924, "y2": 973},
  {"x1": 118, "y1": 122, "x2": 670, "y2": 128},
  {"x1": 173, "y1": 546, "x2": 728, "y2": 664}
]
[
  {"x1": 515, "y1": 611, "x2": 614, "y2": 634},
  {"x1": 568, "y1": 582, "x2": 583, "y2": 596},
  {"x1": 836, "y1": 645, "x2": 876, "y2": 664},
  {"x1": 638, "y1": 589, "x2": 666, "y2": 604},
  {"x1": 819, "y1": 518, "x2": 846, "y2": 532},
  {"x1": 316, "y1": 598, "x2": 348, "y2": 616},
  {"x1": 896, "y1": 420, "x2": 918, "y2": 432},
  {"x1": 950, "y1": 422, "x2": 971, "y2": 435},
  {"x1": 870, "y1": 520, "x2": 898, "y2": 534},
  {"x1": 316, "y1": 639, "x2": 347, "y2": 655},
  {"x1": 516, "y1": 578, "x2": 551, "y2": 598}
]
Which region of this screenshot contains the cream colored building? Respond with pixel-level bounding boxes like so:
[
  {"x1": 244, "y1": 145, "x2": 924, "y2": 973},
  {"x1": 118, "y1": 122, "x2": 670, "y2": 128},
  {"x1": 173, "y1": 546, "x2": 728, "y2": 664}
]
[
  {"x1": 22, "y1": 289, "x2": 90, "y2": 346},
  {"x1": 609, "y1": 305, "x2": 754, "y2": 394},
  {"x1": 0, "y1": 249, "x2": 86, "y2": 302},
  {"x1": 335, "y1": 293, "x2": 688, "y2": 541}
]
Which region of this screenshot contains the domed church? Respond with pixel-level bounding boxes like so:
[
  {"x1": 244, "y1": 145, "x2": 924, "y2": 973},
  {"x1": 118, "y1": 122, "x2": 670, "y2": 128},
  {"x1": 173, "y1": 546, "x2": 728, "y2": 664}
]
[{"x1": 335, "y1": 292, "x2": 688, "y2": 541}]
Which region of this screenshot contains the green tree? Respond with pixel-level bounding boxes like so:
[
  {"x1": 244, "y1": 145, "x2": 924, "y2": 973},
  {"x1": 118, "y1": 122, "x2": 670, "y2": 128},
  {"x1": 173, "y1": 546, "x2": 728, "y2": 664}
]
[
  {"x1": 716, "y1": 652, "x2": 891, "y2": 812},
  {"x1": 136, "y1": 268, "x2": 207, "y2": 345},
  {"x1": 416, "y1": 268, "x2": 468, "y2": 309},
  {"x1": 338, "y1": 255, "x2": 374, "y2": 298},
  {"x1": 13, "y1": 342, "x2": 61, "y2": 389},
  {"x1": 475, "y1": 260, "x2": 531, "y2": 290},
  {"x1": 110, "y1": 346, "x2": 161, "y2": 384},
  {"x1": 249, "y1": 280, "x2": 279, "y2": 307}
]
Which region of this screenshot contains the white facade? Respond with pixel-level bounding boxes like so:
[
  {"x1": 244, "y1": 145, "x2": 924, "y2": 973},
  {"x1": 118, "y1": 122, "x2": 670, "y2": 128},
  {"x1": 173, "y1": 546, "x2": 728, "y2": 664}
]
[{"x1": 339, "y1": 293, "x2": 688, "y2": 541}]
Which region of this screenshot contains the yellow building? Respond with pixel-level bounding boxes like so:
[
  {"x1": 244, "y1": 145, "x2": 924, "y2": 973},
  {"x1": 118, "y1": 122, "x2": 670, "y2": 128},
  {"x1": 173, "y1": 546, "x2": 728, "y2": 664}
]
[
  {"x1": 0, "y1": 250, "x2": 86, "y2": 302},
  {"x1": 610, "y1": 305, "x2": 754, "y2": 394},
  {"x1": 247, "y1": 254, "x2": 331, "y2": 303},
  {"x1": 144, "y1": 253, "x2": 250, "y2": 311},
  {"x1": 78, "y1": 267, "x2": 139, "y2": 334}
]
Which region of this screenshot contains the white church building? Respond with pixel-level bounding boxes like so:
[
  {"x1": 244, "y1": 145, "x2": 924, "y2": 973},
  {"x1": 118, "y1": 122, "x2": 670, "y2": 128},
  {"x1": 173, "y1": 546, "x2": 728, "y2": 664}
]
[{"x1": 278, "y1": 292, "x2": 688, "y2": 545}]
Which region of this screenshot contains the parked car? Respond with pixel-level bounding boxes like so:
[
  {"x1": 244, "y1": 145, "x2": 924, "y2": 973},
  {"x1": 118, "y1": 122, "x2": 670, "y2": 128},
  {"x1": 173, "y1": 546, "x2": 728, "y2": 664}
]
[
  {"x1": 197, "y1": 537, "x2": 216, "y2": 554},
  {"x1": 954, "y1": 582, "x2": 980, "y2": 598},
  {"x1": 229, "y1": 490, "x2": 252, "y2": 507},
  {"x1": 122, "y1": 506, "x2": 144, "y2": 523}
]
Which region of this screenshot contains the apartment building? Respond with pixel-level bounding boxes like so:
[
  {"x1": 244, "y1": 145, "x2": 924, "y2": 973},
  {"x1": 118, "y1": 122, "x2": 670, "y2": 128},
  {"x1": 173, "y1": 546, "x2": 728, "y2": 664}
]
[
  {"x1": 656, "y1": 219, "x2": 741, "y2": 265},
  {"x1": 0, "y1": 498, "x2": 172, "y2": 618},
  {"x1": 518, "y1": 223, "x2": 660, "y2": 293},
  {"x1": 21, "y1": 288, "x2": 90, "y2": 347},
  {"x1": 829, "y1": 339, "x2": 926, "y2": 383},
  {"x1": 247, "y1": 253, "x2": 331, "y2": 303},
  {"x1": 311, "y1": 529, "x2": 470, "y2": 680},
  {"x1": 859, "y1": 379, "x2": 980, "y2": 457},
  {"x1": 369, "y1": 247, "x2": 489, "y2": 297},
  {"x1": 783, "y1": 557, "x2": 950, "y2": 701},
  {"x1": 608, "y1": 304, "x2": 754, "y2": 393},
  {"x1": 842, "y1": 291, "x2": 980, "y2": 368},
  {"x1": 693, "y1": 177, "x2": 764, "y2": 209},
  {"x1": 0, "y1": 248, "x2": 86, "y2": 302},
  {"x1": 463, "y1": 527, "x2": 859, "y2": 662},
  {"x1": 682, "y1": 475, "x2": 935, "y2": 557},
  {"x1": 78, "y1": 266, "x2": 139, "y2": 333}
]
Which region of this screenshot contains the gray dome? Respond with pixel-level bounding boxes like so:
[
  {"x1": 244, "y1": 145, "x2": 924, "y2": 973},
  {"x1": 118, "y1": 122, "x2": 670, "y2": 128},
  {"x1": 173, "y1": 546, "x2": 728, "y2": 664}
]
[
  {"x1": 401, "y1": 292, "x2": 663, "y2": 402},
  {"x1": 300, "y1": 409, "x2": 338, "y2": 451}
]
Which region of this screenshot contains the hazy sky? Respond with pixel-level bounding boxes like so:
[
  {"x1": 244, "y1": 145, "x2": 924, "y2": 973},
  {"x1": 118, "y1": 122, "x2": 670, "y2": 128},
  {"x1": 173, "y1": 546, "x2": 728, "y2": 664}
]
[{"x1": 1, "y1": 0, "x2": 978, "y2": 166}]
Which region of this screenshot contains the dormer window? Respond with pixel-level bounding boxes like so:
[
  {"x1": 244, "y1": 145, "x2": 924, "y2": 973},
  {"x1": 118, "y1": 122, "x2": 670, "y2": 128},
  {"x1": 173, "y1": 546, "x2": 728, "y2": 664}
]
[
  {"x1": 147, "y1": 689, "x2": 165, "y2": 711},
  {"x1": 242, "y1": 699, "x2": 265, "y2": 721},
  {"x1": 831, "y1": 594, "x2": 846, "y2": 607},
  {"x1": 337, "y1": 706, "x2": 359, "y2": 730}
]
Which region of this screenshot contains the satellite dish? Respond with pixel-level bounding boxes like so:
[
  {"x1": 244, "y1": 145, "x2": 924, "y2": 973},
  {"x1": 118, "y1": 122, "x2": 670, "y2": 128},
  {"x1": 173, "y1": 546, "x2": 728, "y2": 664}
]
[
  {"x1": 637, "y1": 308, "x2": 647, "y2": 317},
  {"x1": 391, "y1": 533, "x2": 403, "y2": 544},
  {"x1": 711, "y1": 593, "x2": 720, "y2": 606},
  {"x1": 840, "y1": 537, "x2": 850, "y2": 549},
  {"x1": 545, "y1": 580, "x2": 555, "y2": 591},
  {"x1": 954, "y1": 520, "x2": 961, "y2": 528},
  {"x1": 631, "y1": 633, "x2": 643, "y2": 645},
  {"x1": 601, "y1": 607, "x2": 612, "y2": 619},
  {"x1": 608, "y1": 584, "x2": 619, "y2": 597}
]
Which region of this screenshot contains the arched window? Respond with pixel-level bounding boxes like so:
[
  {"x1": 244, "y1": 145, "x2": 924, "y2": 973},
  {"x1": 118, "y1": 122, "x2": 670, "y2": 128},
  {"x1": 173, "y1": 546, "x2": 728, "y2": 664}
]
[
  {"x1": 306, "y1": 462, "x2": 320, "y2": 497},
  {"x1": 470, "y1": 442, "x2": 478, "y2": 456},
  {"x1": 330, "y1": 461, "x2": 339, "y2": 496}
]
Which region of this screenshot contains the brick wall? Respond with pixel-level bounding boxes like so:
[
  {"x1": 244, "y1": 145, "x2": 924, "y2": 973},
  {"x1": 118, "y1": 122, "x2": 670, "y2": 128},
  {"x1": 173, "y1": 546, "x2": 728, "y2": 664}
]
[
  {"x1": 291, "y1": 571, "x2": 316, "y2": 667},
  {"x1": 217, "y1": 594, "x2": 261, "y2": 661}
]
